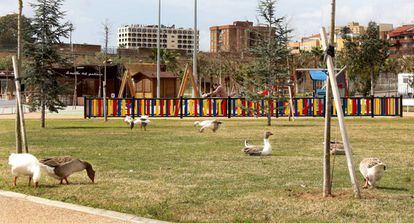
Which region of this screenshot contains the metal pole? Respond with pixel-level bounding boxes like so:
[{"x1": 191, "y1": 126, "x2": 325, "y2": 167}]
[
  {"x1": 192, "y1": 0, "x2": 198, "y2": 97},
  {"x1": 321, "y1": 27, "x2": 361, "y2": 199},
  {"x1": 156, "y1": 0, "x2": 161, "y2": 98},
  {"x1": 103, "y1": 24, "x2": 108, "y2": 121},
  {"x1": 70, "y1": 26, "x2": 77, "y2": 110}
]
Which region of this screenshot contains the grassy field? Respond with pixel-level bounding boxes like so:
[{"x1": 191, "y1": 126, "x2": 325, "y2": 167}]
[{"x1": 0, "y1": 117, "x2": 413, "y2": 222}]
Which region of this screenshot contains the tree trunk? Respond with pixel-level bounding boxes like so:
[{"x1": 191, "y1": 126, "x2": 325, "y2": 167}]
[
  {"x1": 15, "y1": 0, "x2": 23, "y2": 153},
  {"x1": 210, "y1": 76, "x2": 213, "y2": 92},
  {"x1": 323, "y1": 0, "x2": 335, "y2": 198},
  {"x1": 41, "y1": 101, "x2": 46, "y2": 128},
  {"x1": 370, "y1": 67, "x2": 375, "y2": 97}
]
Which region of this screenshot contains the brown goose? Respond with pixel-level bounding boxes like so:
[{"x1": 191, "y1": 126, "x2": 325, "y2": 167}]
[
  {"x1": 40, "y1": 156, "x2": 95, "y2": 184},
  {"x1": 242, "y1": 132, "x2": 273, "y2": 156}
]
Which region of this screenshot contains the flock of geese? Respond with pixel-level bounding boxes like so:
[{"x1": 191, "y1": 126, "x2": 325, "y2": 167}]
[
  {"x1": 8, "y1": 153, "x2": 94, "y2": 188},
  {"x1": 7, "y1": 116, "x2": 386, "y2": 189}
]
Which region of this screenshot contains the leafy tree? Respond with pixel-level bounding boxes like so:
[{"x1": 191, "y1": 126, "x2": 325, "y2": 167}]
[
  {"x1": 400, "y1": 56, "x2": 414, "y2": 73},
  {"x1": 150, "y1": 49, "x2": 180, "y2": 74},
  {"x1": 0, "y1": 56, "x2": 13, "y2": 70},
  {"x1": 310, "y1": 46, "x2": 324, "y2": 67},
  {"x1": 400, "y1": 57, "x2": 414, "y2": 89},
  {"x1": 234, "y1": 0, "x2": 291, "y2": 126},
  {"x1": 342, "y1": 21, "x2": 389, "y2": 96},
  {"x1": 198, "y1": 53, "x2": 219, "y2": 92},
  {"x1": 0, "y1": 13, "x2": 33, "y2": 49},
  {"x1": 24, "y1": 0, "x2": 72, "y2": 128}
]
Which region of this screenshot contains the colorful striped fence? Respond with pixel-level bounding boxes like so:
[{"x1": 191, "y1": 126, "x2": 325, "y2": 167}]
[{"x1": 84, "y1": 96, "x2": 403, "y2": 119}]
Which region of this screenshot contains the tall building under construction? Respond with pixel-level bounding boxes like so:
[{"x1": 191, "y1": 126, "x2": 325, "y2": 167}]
[{"x1": 210, "y1": 21, "x2": 270, "y2": 53}]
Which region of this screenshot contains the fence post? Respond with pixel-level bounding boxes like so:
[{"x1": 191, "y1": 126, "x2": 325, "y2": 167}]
[
  {"x1": 131, "y1": 97, "x2": 135, "y2": 118},
  {"x1": 371, "y1": 96, "x2": 375, "y2": 118},
  {"x1": 180, "y1": 96, "x2": 183, "y2": 119},
  {"x1": 275, "y1": 99, "x2": 279, "y2": 118},
  {"x1": 83, "y1": 96, "x2": 87, "y2": 119},
  {"x1": 227, "y1": 96, "x2": 231, "y2": 119},
  {"x1": 400, "y1": 95, "x2": 403, "y2": 118}
]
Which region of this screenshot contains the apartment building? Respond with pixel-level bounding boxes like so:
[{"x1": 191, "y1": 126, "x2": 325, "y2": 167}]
[
  {"x1": 348, "y1": 22, "x2": 366, "y2": 35},
  {"x1": 117, "y1": 24, "x2": 199, "y2": 53},
  {"x1": 299, "y1": 34, "x2": 321, "y2": 51},
  {"x1": 379, "y1": 23, "x2": 394, "y2": 40},
  {"x1": 210, "y1": 21, "x2": 270, "y2": 53},
  {"x1": 388, "y1": 24, "x2": 414, "y2": 57},
  {"x1": 288, "y1": 41, "x2": 300, "y2": 54}
]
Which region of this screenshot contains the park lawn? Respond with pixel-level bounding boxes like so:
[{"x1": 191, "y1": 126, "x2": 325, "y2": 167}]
[{"x1": 0, "y1": 117, "x2": 413, "y2": 223}]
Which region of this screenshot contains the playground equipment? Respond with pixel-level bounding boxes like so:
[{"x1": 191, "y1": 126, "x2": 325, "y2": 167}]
[
  {"x1": 295, "y1": 68, "x2": 348, "y2": 98},
  {"x1": 178, "y1": 64, "x2": 200, "y2": 98},
  {"x1": 118, "y1": 63, "x2": 178, "y2": 98}
]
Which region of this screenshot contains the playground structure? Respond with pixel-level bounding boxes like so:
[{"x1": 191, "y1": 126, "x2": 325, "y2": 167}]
[
  {"x1": 118, "y1": 63, "x2": 178, "y2": 98},
  {"x1": 177, "y1": 64, "x2": 200, "y2": 98},
  {"x1": 84, "y1": 96, "x2": 403, "y2": 119},
  {"x1": 294, "y1": 68, "x2": 348, "y2": 98}
]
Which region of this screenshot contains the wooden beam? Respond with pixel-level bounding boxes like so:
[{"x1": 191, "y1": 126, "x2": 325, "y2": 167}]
[
  {"x1": 12, "y1": 56, "x2": 28, "y2": 152},
  {"x1": 118, "y1": 70, "x2": 129, "y2": 97},
  {"x1": 177, "y1": 64, "x2": 200, "y2": 98},
  {"x1": 288, "y1": 85, "x2": 295, "y2": 121},
  {"x1": 320, "y1": 27, "x2": 361, "y2": 199}
]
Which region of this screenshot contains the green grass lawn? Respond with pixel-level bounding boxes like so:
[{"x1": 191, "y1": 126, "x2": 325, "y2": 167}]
[{"x1": 0, "y1": 117, "x2": 413, "y2": 222}]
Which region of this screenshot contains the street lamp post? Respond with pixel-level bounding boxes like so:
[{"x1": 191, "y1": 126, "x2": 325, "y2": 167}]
[
  {"x1": 103, "y1": 24, "x2": 109, "y2": 122},
  {"x1": 192, "y1": 0, "x2": 198, "y2": 97},
  {"x1": 156, "y1": 0, "x2": 161, "y2": 98}
]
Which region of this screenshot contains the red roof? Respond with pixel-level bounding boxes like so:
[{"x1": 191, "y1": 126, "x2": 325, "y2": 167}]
[
  {"x1": 388, "y1": 25, "x2": 414, "y2": 38},
  {"x1": 310, "y1": 34, "x2": 321, "y2": 38},
  {"x1": 301, "y1": 33, "x2": 321, "y2": 41}
]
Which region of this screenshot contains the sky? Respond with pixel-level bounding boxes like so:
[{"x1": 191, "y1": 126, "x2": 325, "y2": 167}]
[{"x1": 1, "y1": 0, "x2": 413, "y2": 51}]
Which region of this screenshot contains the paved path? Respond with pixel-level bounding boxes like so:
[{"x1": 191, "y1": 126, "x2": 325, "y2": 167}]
[{"x1": 0, "y1": 191, "x2": 167, "y2": 223}]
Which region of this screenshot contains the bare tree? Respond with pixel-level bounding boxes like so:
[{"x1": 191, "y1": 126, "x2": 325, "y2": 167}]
[{"x1": 103, "y1": 20, "x2": 109, "y2": 122}]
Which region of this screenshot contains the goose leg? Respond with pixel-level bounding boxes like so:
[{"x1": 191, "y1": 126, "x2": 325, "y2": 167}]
[
  {"x1": 60, "y1": 179, "x2": 64, "y2": 185},
  {"x1": 64, "y1": 177, "x2": 69, "y2": 185},
  {"x1": 13, "y1": 176, "x2": 18, "y2": 186},
  {"x1": 28, "y1": 177, "x2": 32, "y2": 186},
  {"x1": 363, "y1": 177, "x2": 369, "y2": 189},
  {"x1": 34, "y1": 182, "x2": 38, "y2": 188}
]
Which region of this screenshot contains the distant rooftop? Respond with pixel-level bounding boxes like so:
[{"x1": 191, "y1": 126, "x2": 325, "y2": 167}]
[
  {"x1": 388, "y1": 24, "x2": 414, "y2": 38},
  {"x1": 119, "y1": 24, "x2": 194, "y2": 30}
]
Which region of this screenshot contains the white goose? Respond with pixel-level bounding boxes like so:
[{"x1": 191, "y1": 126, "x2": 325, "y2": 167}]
[
  {"x1": 133, "y1": 115, "x2": 151, "y2": 131},
  {"x1": 124, "y1": 116, "x2": 134, "y2": 129},
  {"x1": 194, "y1": 119, "x2": 222, "y2": 133},
  {"x1": 242, "y1": 131, "x2": 273, "y2": 156},
  {"x1": 8, "y1": 153, "x2": 43, "y2": 188},
  {"x1": 359, "y1": 158, "x2": 386, "y2": 188},
  {"x1": 124, "y1": 115, "x2": 151, "y2": 130}
]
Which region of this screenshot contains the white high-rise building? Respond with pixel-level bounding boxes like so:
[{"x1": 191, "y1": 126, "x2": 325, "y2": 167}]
[{"x1": 117, "y1": 24, "x2": 199, "y2": 53}]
